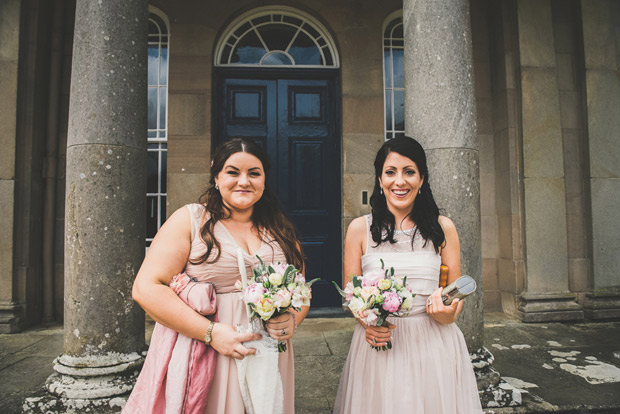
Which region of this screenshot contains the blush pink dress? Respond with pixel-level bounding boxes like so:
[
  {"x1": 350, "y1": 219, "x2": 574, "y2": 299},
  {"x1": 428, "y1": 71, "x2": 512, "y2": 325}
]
[
  {"x1": 126, "y1": 203, "x2": 295, "y2": 414},
  {"x1": 333, "y1": 215, "x2": 482, "y2": 414},
  {"x1": 184, "y1": 204, "x2": 295, "y2": 414}
]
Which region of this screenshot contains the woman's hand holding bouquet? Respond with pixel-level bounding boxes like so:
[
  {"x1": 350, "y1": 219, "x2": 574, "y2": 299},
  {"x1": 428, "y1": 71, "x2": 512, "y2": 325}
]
[
  {"x1": 333, "y1": 259, "x2": 415, "y2": 351},
  {"x1": 236, "y1": 256, "x2": 319, "y2": 352}
]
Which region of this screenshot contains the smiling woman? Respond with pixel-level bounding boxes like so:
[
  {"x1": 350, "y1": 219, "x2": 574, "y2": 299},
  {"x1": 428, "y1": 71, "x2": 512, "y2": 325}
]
[
  {"x1": 333, "y1": 136, "x2": 482, "y2": 414},
  {"x1": 126, "y1": 138, "x2": 307, "y2": 413},
  {"x1": 215, "y1": 152, "x2": 266, "y2": 218}
]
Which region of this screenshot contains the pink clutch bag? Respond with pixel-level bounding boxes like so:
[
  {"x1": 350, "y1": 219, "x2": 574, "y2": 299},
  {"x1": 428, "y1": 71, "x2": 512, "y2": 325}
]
[{"x1": 170, "y1": 273, "x2": 217, "y2": 315}]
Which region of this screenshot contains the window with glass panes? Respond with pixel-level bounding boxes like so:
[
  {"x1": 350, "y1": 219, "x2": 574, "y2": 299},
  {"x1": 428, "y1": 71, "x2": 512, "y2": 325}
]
[
  {"x1": 147, "y1": 12, "x2": 168, "y2": 247},
  {"x1": 216, "y1": 9, "x2": 338, "y2": 67},
  {"x1": 383, "y1": 14, "x2": 404, "y2": 140}
]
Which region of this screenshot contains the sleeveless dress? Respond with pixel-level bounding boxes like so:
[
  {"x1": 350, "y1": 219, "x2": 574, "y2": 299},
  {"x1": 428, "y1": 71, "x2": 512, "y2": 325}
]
[
  {"x1": 333, "y1": 215, "x2": 482, "y2": 414},
  {"x1": 184, "y1": 203, "x2": 295, "y2": 414}
]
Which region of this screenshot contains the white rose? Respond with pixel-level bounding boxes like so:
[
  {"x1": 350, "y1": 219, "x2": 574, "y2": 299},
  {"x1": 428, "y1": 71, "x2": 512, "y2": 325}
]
[
  {"x1": 348, "y1": 297, "x2": 367, "y2": 313},
  {"x1": 268, "y1": 272, "x2": 283, "y2": 286}
]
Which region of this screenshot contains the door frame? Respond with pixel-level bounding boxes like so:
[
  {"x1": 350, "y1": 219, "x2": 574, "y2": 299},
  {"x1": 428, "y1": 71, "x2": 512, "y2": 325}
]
[{"x1": 212, "y1": 67, "x2": 343, "y2": 308}]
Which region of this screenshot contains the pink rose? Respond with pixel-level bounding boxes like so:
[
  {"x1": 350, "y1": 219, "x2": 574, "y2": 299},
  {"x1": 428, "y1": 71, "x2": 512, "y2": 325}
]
[
  {"x1": 245, "y1": 282, "x2": 266, "y2": 304},
  {"x1": 273, "y1": 288, "x2": 292, "y2": 309},
  {"x1": 357, "y1": 309, "x2": 379, "y2": 326},
  {"x1": 360, "y1": 286, "x2": 379, "y2": 301},
  {"x1": 271, "y1": 263, "x2": 289, "y2": 275},
  {"x1": 382, "y1": 291, "x2": 402, "y2": 313},
  {"x1": 362, "y1": 270, "x2": 384, "y2": 287}
]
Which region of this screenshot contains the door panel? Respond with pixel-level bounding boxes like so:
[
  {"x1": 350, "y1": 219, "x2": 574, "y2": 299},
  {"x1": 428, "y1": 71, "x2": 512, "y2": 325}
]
[{"x1": 216, "y1": 75, "x2": 341, "y2": 307}]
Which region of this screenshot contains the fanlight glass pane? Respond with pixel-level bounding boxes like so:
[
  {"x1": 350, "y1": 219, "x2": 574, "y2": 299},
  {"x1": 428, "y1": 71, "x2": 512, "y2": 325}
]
[
  {"x1": 220, "y1": 12, "x2": 335, "y2": 67},
  {"x1": 231, "y1": 30, "x2": 265, "y2": 64},
  {"x1": 262, "y1": 52, "x2": 293, "y2": 65},
  {"x1": 289, "y1": 32, "x2": 321, "y2": 65},
  {"x1": 258, "y1": 25, "x2": 297, "y2": 52}
]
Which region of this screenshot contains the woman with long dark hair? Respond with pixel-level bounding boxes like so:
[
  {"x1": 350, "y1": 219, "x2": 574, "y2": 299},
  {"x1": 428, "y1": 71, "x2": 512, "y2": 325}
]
[
  {"x1": 333, "y1": 136, "x2": 482, "y2": 413},
  {"x1": 127, "y1": 138, "x2": 305, "y2": 413}
]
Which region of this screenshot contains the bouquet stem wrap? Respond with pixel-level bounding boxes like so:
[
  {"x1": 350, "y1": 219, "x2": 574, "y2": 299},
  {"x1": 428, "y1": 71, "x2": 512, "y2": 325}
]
[{"x1": 235, "y1": 248, "x2": 284, "y2": 414}]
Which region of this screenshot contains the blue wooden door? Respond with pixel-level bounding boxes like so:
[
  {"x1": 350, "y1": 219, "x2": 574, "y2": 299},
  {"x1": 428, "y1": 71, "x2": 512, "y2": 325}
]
[{"x1": 215, "y1": 74, "x2": 341, "y2": 307}]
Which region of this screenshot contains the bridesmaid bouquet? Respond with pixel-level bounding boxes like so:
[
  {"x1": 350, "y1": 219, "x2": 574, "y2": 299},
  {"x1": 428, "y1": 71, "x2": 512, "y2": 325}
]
[
  {"x1": 333, "y1": 259, "x2": 416, "y2": 351},
  {"x1": 236, "y1": 256, "x2": 319, "y2": 352}
]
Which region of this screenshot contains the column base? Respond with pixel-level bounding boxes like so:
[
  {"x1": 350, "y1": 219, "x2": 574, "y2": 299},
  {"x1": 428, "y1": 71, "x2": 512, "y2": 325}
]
[
  {"x1": 583, "y1": 289, "x2": 620, "y2": 320},
  {"x1": 517, "y1": 293, "x2": 584, "y2": 322},
  {"x1": 0, "y1": 301, "x2": 24, "y2": 333},
  {"x1": 24, "y1": 392, "x2": 127, "y2": 414},
  {"x1": 473, "y1": 347, "x2": 523, "y2": 408},
  {"x1": 24, "y1": 351, "x2": 144, "y2": 413}
]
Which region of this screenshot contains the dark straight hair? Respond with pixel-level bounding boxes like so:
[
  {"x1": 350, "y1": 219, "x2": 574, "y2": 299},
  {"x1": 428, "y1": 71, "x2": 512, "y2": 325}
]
[
  {"x1": 369, "y1": 136, "x2": 445, "y2": 253},
  {"x1": 191, "y1": 138, "x2": 304, "y2": 269}
]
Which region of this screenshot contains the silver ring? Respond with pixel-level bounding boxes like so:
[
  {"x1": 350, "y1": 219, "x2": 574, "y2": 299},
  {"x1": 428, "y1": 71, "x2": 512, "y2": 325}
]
[
  {"x1": 427, "y1": 299, "x2": 432, "y2": 306},
  {"x1": 281, "y1": 329, "x2": 286, "y2": 336},
  {"x1": 372, "y1": 337, "x2": 376, "y2": 344}
]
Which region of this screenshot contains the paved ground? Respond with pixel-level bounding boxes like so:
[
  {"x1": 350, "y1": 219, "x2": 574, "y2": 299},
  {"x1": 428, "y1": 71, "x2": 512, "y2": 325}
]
[{"x1": 1, "y1": 313, "x2": 619, "y2": 413}]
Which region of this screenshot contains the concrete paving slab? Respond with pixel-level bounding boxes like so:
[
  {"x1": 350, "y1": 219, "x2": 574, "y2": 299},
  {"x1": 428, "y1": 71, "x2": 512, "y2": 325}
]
[{"x1": 1, "y1": 314, "x2": 619, "y2": 413}]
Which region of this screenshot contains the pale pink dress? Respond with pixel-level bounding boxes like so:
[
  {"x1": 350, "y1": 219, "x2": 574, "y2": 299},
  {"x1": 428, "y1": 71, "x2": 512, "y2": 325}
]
[
  {"x1": 184, "y1": 203, "x2": 295, "y2": 414},
  {"x1": 333, "y1": 215, "x2": 482, "y2": 414}
]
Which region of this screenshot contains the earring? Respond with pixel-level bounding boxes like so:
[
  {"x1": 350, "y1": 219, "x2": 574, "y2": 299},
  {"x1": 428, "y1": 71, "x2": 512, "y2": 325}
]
[
  {"x1": 380, "y1": 187, "x2": 383, "y2": 194},
  {"x1": 418, "y1": 188, "x2": 421, "y2": 195},
  {"x1": 215, "y1": 183, "x2": 219, "y2": 190}
]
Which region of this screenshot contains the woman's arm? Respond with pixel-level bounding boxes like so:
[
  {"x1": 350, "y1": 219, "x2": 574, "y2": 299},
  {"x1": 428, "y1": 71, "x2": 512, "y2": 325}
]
[
  {"x1": 425, "y1": 215, "x2": 465, "y2": 324},
  {"x1": 132, "y1": 207, "x2": 260, "y2": 359}
]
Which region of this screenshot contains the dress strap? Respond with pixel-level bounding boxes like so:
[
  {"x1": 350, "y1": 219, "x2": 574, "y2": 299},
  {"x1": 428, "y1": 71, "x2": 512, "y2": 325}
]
[
  {"x1": 184, "y1": 204, "x2": 206, "y2": 243},
  {"x1": 364, "y1": 214, "x2": 372, "y2": 256}
]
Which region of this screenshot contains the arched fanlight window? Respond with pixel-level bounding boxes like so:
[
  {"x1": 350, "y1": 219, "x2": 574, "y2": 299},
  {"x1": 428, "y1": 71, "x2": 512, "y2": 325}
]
[
  {"x1": 146, "y1": 8, "x2": 169, "y2": 248},
  {"x1": 215, "y1": 6, "x2": 339, "y2": 68},
  {"x1": 383, "y1": 11, "x2": 404, "y2": 140}
]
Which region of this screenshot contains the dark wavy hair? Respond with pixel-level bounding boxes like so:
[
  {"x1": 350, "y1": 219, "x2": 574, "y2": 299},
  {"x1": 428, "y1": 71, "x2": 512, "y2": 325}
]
[
  {"x1": 369, "y1": 136, "x2": 445, "y2": 253},
  {"x1": 191, "y1": 138, "x2": 304, "y2": 269}
]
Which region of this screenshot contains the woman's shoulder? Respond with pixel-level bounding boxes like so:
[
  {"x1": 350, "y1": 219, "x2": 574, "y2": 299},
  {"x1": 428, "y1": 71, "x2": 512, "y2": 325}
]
[
  {"x1": 347, "y1": 215, "x2": 368, "y2": 233},
  {"x1": 437, "y1": 215, "x2": 456, "y2": 231},
  {"x1": 345, "y1": 215, "x2": 368, "y2": 244}
]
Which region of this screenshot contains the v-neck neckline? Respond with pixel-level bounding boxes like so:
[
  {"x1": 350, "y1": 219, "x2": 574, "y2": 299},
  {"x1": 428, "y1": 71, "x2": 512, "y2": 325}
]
[{"x1": 218, "y1": 221, "x2": 265, "y2": 257}]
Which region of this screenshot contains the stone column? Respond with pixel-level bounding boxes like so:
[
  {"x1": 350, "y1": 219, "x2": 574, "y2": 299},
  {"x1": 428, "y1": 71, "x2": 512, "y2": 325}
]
[
  {"x1": 26, "y1": 0, "x2": 148, "y2": 411},
  {"x1": 403, "y1": 0, "x2": 519, "y2": 408},
  {"x1": 0, "y1": 0, "x2": 21, "y2": 333},
  {"x1": 581, "y1": 0, "x2": 620, "y2": 319},
  {"x1": 515, "y1": 0, "x2": 582, "y2": 322},
  {"x1": 403, "y1": 0, "x2": 482, "y2": 350}
]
